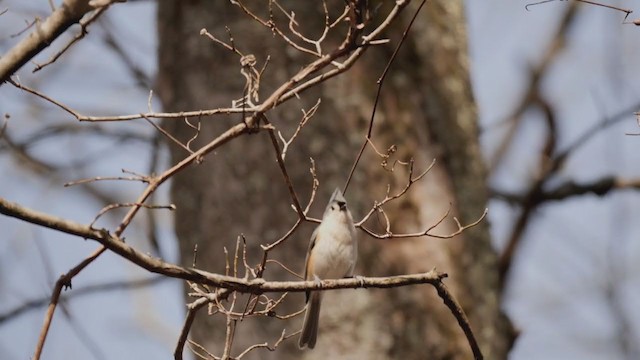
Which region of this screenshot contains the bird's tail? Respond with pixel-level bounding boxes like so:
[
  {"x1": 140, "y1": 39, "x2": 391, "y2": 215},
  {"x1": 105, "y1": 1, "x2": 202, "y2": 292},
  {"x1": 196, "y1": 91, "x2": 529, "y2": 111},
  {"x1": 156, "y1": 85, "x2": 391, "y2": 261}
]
[{"x1": 298, "y1": 291, "x2": 322, "y2": 349}]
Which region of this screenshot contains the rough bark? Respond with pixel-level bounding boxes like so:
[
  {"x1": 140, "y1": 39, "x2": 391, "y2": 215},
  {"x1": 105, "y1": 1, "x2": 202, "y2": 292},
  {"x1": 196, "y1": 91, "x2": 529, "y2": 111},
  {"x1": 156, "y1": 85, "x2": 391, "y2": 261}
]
[{"x1": 157, "y1": 1, "x2": 510, "y2": 359}]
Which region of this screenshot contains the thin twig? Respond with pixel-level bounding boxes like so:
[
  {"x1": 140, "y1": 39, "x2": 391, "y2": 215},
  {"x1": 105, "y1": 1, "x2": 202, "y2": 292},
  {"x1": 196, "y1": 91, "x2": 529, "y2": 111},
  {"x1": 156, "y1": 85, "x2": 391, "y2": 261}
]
[
  {"x1": 0, "y1": 0, "x2": 98, "y2": 83},
  {"x1": 188, "y1": 340, "x2": 220, "y2": 360},
  {"x1": 231, "y1": 0, "x2": 320, "y2": 57},
  {"x1": 32, "y1": 7, "x2": 108, "y2": 73},
  {"x1": 525, "y1": 0, "x2": 632, "y2": 21},
  {"x1": 360, "y1": 208, "x2": 488, "y2": 240},
  {"x1": 235, "y1": 329, "x2": 298, "y2": 358},
  {"x1": 266, "y1": 259, "x2": 303, "y2": 279},
  {"x1": 343, "y1": 0, "x2": 427, "y2": 193},
  {"x1": 200, "y1": 28, "x2": 244, "y2": 57},
  {"x1": 89, "y1": 202, "x2": 176, "y2": 227},
  {"x1": 9, "y1": 78, "x2": 253, "y2": 121},
  {"x1": 278, "y1": 99, "x2": 321, "y2": 161},
  {"x1": 262, "y1": 115, "x2": 305, "y2": 218},
  {"x1": 143, "y1": 116, "x2": 194, "y2": 154},
  {"x1": 356, "y1": 158, "x2": 436, "y2": 226},
  {"x1": 64, "y1": 175, "x2": 150, "y2": 187}
]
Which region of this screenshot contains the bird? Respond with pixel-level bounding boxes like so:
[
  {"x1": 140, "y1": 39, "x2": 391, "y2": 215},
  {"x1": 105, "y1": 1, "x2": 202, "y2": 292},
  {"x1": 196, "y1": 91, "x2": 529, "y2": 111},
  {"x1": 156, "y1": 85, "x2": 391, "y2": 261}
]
[{"x1": 299, "y1": 187, "x2": 358, "y2": 349}]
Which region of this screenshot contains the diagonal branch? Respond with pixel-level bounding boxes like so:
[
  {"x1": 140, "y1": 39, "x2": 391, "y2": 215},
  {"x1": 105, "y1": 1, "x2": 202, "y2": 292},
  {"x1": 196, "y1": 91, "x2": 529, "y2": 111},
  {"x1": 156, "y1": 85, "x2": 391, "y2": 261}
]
[
  {"x1": 343, "y1": 0, "x2": 427, "y2": 193},
  {"x1": 31, "y1": 6, "x2": 108, "y2": 73},
  {"x1": 434, "y1": 281, "x2": 483, "y2": 360},
  {"x1": 0, "y1": 0, "x2": 121, "y2": 83},
  {"x1": 262, "y1": 115, "x2": 304, "y2": 218}
]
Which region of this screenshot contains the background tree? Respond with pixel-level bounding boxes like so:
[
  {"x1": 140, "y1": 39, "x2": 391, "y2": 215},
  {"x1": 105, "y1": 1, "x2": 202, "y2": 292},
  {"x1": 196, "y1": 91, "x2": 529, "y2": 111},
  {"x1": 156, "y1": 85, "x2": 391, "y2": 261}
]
[{"x1": 157, "y1": 1, "x2": 508, "y2": 358}]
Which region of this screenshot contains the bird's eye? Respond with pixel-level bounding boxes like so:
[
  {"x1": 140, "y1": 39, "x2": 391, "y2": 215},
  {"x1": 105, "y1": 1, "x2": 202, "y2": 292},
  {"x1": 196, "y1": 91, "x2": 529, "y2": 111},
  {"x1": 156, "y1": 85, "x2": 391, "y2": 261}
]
[{"x1": 331, "y1": 205, "x2": 336, "y2": 211}]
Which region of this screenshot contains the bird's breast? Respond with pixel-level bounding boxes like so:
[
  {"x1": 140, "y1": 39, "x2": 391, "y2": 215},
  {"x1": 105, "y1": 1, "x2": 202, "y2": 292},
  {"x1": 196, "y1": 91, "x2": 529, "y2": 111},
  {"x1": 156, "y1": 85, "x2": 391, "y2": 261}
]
[{"x1": 310, "y1": 225, "x2": 357, "y2": 280}]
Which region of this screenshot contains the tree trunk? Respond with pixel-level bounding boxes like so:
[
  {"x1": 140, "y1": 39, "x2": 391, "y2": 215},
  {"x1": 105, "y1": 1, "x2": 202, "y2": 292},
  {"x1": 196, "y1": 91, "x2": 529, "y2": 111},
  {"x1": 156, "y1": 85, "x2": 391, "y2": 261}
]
[{"x1": 157, "y1": 1, "x2": 511, "y2": 359}]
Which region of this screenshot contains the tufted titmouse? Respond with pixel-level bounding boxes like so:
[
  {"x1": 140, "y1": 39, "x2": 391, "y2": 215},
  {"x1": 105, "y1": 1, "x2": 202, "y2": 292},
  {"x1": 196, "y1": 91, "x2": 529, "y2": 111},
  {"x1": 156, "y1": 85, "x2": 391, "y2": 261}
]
[{"x1": 298, "y1": 188, "x2": 358, "y2": 349}]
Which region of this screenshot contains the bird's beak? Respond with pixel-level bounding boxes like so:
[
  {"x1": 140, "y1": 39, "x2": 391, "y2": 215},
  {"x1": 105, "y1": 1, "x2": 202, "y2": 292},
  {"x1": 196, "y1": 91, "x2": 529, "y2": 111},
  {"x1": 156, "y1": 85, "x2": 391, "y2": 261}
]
[{"x1": 338, "y1": 201, "x2": 347, "y2": 211}]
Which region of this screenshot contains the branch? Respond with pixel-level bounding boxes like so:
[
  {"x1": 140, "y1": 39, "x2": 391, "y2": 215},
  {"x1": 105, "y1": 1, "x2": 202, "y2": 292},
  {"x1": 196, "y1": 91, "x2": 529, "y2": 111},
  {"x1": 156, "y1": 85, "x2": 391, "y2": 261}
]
[
  {"x1": 31, "y1": 6, "x2": 108, "y2": 73},
  {"x1": 344, "y1": 0, "x2": 427, "y2": 193},
  {"x1": 8, "y1": 78, "x2": 253, "y2": 121},
  {"x1": 434, "y1": 281, "x2": 483, "y2": 360},
  {"x1": 235, "y1": 329, "x2": 297, "y2": 359},
  {"x1": 356, "y1": 158, "x2": 436, "y2": 227},
  {"x1": 0, "y1": 276, "x2": 166, "y2": 324},
  {"x1": 0, "y1": 0, "x2": 117, "y2": 83},
  {"x1": 20, "y1": 119, "x2": 260, "y2": 359},
  {"x1": 2, "y1": 193, "x2": 483, "y2": 357},
  {"x1": 492, "y1": 176, "x2": 640, "y2": 204},
  {"x1": 262, "y1": 115, "x2": 304, "y2": 218},
  {"x1": 360, "y1": 207, "x2": 488, "y2": 240},
  {"x1": 6, "y1": 3, "x2": 414, "y2": 355},
  {"x1": 525, "y1": 0, "x2": 632, "y2": 21},
  {"x1": 0, "y1": 196, "x2": 447, "y2": 292},
  {"x1": 0, "y1": 2, "x2": 486, "y2": 357},
  {"x1": 173, "y1": 290, "x2": 226, "y2": 360},
  {"x1": 10, "y1": 0, "x2": 411, "y2": 123}
]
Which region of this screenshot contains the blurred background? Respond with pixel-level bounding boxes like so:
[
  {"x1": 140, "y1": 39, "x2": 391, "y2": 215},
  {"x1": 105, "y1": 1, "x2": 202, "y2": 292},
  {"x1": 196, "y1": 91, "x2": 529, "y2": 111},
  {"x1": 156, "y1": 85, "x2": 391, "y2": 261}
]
[{"x1": 1, "y1": 1, "x2": 639, "y2": 359}]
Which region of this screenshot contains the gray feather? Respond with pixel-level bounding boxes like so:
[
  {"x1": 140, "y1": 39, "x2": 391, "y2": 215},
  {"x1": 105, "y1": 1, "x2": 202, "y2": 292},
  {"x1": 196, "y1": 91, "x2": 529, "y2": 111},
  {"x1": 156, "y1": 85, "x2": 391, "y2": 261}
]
[
  {"x1": 329, "y1": 187, "x2": 345, "y2": 204},
  {"x1": 303, "y1": 228, "x2": 318, "y2": 303},
  {"x1": 298, "y1": 291, "x2": 322, "y2": 349},
  {"x1": 324, "y1": 187, "x2": 347, "y2": 216}
]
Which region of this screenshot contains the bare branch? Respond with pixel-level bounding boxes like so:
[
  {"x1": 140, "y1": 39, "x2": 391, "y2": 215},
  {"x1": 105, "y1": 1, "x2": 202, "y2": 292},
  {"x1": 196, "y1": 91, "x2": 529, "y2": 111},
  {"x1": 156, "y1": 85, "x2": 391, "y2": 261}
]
[
  {"x1": 9, "y1": 1, "x2": 411, "y2": 125},
  {"x1": 259, "y1": 157, "x2": 319, "y2": 254},
  {"x1": 231, "y1": 0, "x2": 320, "y2": 57},
  {"x1": 492, "y1": 177, "x2": 640, "y2": 203},
  {"x1": 33, "y1": 246, "x2": 107, "y2": 360},
  {"x1": 434, "y1": 281, "x2": 483, "y2": 360},
  {"x1": 0, "y1": 2, "x2": 490, "y2": 359},
  {"x1": 89, "y1": 202, "x2": 176, "y2": 228},
  {"x1": 525, "y1": 0, "x2": 632, "y2": 22},
  {"x1": 143, "y1": 116, "x2": 194, "y2": 155},
  {"x1": 235, "y1": 329, "x2": 297, "y2": 359},
  {"x1": 344, "y1": 0, "x2": 427, "y2": 193},
  {"x1": 278, "y1": 99, "x2": 320, "y2": 161},
  {"x1": 356, "y1": 158, "x2": 436, "y2": 226},
  {"x1": 9, "y1": 77, "x2": 253, "y2": 121},
  {"x1": 360, "y1": 208, "x2": 489, "y2": 240},
  {"x1": 0, "y1": 196, "x2": 452, "y2": 292},
  {"x1": 188, "y1": 339, "x2": 220, "y2": 360},
  {"x1": 64, "y1": 175, "x2": 150, "y2": 187},
  {"x1": 32, "y1": 6, "x2": 108, "y2": 73},
  {"x1": 200, "y1": 28, "x2": 244, "y2": 57},
  {"x1": 262, "y1": 115, "x2": 305, "y2": 219},
  {"x1": 174, "y1": 305, "x2": 201, "y2": 360},
  {"x1": 23, "y1": 118, "x2": 267, "y2": 358},
  {"x1": 265, "y1": 259, "x2": 303, "y2": 279},
  {"x1": 0, "y1": 0, "x2": 119, "y2": 83}
]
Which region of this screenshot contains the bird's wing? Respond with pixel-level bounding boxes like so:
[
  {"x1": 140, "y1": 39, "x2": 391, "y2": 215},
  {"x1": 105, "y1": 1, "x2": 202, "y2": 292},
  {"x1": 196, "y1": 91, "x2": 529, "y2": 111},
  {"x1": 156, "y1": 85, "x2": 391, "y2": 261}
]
[{"x1": 303, "y1": 227, "x2": 319, "y2": 302}]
